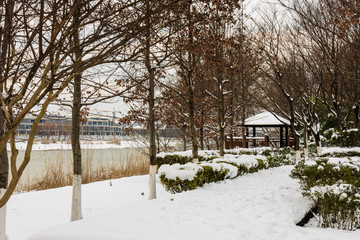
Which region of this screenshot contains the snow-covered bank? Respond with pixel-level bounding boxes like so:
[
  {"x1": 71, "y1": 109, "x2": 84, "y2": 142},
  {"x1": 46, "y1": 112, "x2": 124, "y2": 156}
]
[
  {"x1": 8, "y1": 140, "x2": 135, "y2": 151},
  {"x1": 7, "y1": 166, "x2": 359, "y2": 240}
]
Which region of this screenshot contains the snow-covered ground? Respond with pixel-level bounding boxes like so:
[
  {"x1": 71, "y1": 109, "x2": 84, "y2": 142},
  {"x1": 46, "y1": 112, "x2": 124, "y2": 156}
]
[{"x1": 7, "y1": 166, "x2": 360, "y2": 240}]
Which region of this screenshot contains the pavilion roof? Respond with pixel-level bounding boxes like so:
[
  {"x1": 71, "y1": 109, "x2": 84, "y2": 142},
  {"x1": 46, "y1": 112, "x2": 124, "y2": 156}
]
[{"x1": 244, "y1": 111, "x2": 291, "y2": 127}]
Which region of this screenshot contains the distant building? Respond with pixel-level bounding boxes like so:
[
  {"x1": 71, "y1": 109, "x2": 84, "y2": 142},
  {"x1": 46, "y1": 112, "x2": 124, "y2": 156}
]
[
  {"x1": 17, "y1": 114, "x2": 126, "y2": 137},
  {"x1": 82, "y1": 117, "x2": 125, "y2": 136}
]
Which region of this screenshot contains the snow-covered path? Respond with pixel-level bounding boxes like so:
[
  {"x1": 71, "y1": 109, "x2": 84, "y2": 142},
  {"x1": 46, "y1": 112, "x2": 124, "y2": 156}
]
[{"x1": 8, "y1": 166, "x2": 360, "y2": 240}]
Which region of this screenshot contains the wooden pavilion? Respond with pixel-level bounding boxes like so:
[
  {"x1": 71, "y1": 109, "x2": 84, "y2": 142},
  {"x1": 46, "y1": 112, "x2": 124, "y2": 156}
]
[{"x1": 225, "y1": 111, "x2": 295, "y2": 149}]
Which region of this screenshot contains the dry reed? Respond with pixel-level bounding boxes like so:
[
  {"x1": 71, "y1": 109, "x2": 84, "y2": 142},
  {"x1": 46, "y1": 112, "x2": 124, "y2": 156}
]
[
  {"x1": 15, "y1": 151, "x2": 149, "y2": 192},
  {"x1": 108, "y1": 138, "x2": 121, "y2": 145}
]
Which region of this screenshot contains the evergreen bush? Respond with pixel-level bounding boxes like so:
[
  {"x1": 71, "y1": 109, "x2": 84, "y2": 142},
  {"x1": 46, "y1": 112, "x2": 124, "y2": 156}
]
[
  {"x1": 310, "y1": 183, "x2": 360, "y2": 230},
  {"x1": 156, "y1": 154, "x2": 217, "y2": 168},
  {"x1": 159, "y1": 158, "x2": 269, "y2": 194},
  {"x1": 267, "y1": 147, "x2": 295, "y2": 167},
  {"x1": 323, "y1": 128, "x2": 360, "y2": 147},
  {"x1": 291, "y1": 157, "x2": 360, "y2": 230}
]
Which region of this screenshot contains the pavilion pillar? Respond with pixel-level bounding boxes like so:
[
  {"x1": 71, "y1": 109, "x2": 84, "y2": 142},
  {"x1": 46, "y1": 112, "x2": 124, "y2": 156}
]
[
  {"x1": 265, "y1": 135, "x2": 269, "y2": 147},
  {"x1": 280, "y1": 126, "x2": 284, "y2": 148},
  {"x1": 246, "y1": 127, "x2": 249, "y2": 148},
  {"x1": 285, "y1": 126, "x2": 289, "y2": 147},
  {"x1": 252, "y1": 127, "x2": 256, "y2": 147}
]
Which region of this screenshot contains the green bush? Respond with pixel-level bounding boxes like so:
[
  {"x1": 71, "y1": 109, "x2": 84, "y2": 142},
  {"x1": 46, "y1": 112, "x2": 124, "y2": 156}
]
[
  {"x1": 158, "y1": 148, "x2": 297, "y2": 195},
  {"x1": 159, "y1": 163, "x2": 233, "y2": 193},
  {"x1": 216, "y1": 161, "x2": 248, "y2": 176},
  {"x1": 159, "y1": 176, "x2": 202, "y2": 193},
  {"x1": 156, "y1": 154, "x2": 217, "y2": 168},
  {"x1": 321, "y1": 151, "x2": 360, "y2": 158},
  {"x1": 267, "y1": 147, "x2": 295, "y2": 167},
  {"x1": 225, "y1": 147, "x2": 295, "y2": 167},
  {"x1": 159, "y1": 158, "x2": 269, "y2": 194},
  {"x1": 323, "y1": 128, "x2": 360, "y2": 147},
  {"x1": 291, "y1": 157, "x2": 360, "y2": 230},
  {"x1": 198, "y1": 166, "x2": 229, "y2": 184},
  {"x1": 310, "y1": 184, "x2": 360, "y2": 230},
  {"x1": 224, "y1": 148, "x2": 273, "y2": 156},
  {"x1": 291, "y1": 158, "x2": 360, "y2": 191},
  {"x1": 156, "y1": 155, "x2": 191, "y2": 168}
]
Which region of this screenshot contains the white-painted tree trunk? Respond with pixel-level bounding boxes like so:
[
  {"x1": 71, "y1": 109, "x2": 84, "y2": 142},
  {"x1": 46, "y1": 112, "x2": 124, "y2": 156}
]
[
  {"x1": 70, "y1": 174, "x2": 82, "y2": 221},
  {"x1": 0, "y1": 189, "x2": 7, "y2": 240},
  {"x1": 149, "y1": 165, "x2": 157, "y2": 200},
  {"x1": 192, "y1": 158, "x2": 199, "y2": 163},
  {"x1": 317, "y1": 142, "x2": 322, "y2": 156},
  {"x1": 304, "y1": 148, "x2": 309, "y2": 160},
  {"x1": 296, "y1": 150, "x2": 301, "y2": 162}
]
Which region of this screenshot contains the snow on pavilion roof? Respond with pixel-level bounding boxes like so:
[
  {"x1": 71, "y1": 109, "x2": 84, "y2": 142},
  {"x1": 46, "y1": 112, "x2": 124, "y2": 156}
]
[{"x1": 244, "y1": 111, "x2": 291, "y2": 126}]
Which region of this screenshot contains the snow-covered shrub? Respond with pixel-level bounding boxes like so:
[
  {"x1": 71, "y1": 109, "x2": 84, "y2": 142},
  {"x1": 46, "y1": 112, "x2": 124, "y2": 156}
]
[
  {"x1": 267, "y1": 147, "x2": 296, "y2": 167},
  {"x1": 291, "y1": 157, "x2": 360, "y2": 192},
  {"x1": 225, "y1": 147, "x2": 295, "y2": 167},
  {"x1": 321, "y1": 151, "x2": 360, "y2": 158},
  {"x1": 304, "y1": 142, "x2": 318, "y2": 158},
  {"x1": 156, "y1": 155, "x2": 192, "y2": 168},
  {"x1": 158, "y1": 162, "x2": 235, "y2": 193},
  {"x1": 310, "y1": 183, "x2": 360, "y2": 230},
  {"x1": 323, "y1": 128, "x2": 360, "y2": 147},
  {"x1": 156, "y1": 150, "x2": 219, "y2": 168},
  {"x1": 224, "y1": 147, "x2": 271, "y2": 156},
  {"x1": 159, "y1": 155, "x2": 269, "y2": 193},
  {"x1": 291, "y1": 157, "x2": 360, "y2": 230}
]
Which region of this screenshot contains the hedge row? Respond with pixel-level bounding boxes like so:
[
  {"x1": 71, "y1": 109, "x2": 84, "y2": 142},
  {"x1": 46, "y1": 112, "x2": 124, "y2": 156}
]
[
  {"x1": 291, "y1": 154, "x2": 360, "y2": 230},
  {"x1": 156, "y1": 147, "x2": 295, "y2": 168},
  {"x1": 156, "y1": 150, "x2": 219, "y2": 168},
  {"x1": 158, "y1": 155, "x2": 268, "y2": 194}
]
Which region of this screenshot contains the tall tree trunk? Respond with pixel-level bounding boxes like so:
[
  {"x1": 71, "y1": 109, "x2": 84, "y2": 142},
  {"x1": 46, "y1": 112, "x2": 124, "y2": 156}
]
[
  {"x1": 240, "y1": 17, "x2": 246, "y2": 149},
  {"x1": 182, "y1": 124, "x2": 186, "y2": 151},
  {"x1": 187, "y1": 1, "x2": 198, "y2": 163},
  {"x1": 0, "y1": 1, "x2": 13, "y2": 238},
  {"x1": 199, "y1": 110, "x2": 204, "y2": 150},
  {"x1": 354, "y1": 105, "x2": 359, "y2": 129},
  {"x1": 0, "y1": 110, "x2": 8, "y2": 240},
  {"x1": 71, "y1": 0, "x2": 83, "y2": 222},
  {"x1": 229, "y1": 72, "x2": 235, "y2": 150},
  {"x1": 216, "y1": 28, "x2": 225, "y2": 157},
  {"x1": 303, "y1": 121, "x2": 308, "y2": 160},
  {"x1": 219, "y1": 124, "x2": 225, "y2": 156},
  {"x1": 312, "y1": 130, "x2": 322, "y2": 155},
  {"x1": 199, "y1": 127, "x2": 204, "y2": 150},
  {"x1": 241, "y1": 77, "x2": 246, "y2": 148},
  {"x1": 214, "y1": 137, "x2": 219, "y2": 150},
  {"x1": 354, "y1": 105, "x2": 359, "y2": 146},
  {"x1": 217, "y1": 81, "x2": 225, "y2": 157},
  {"x1": 156, "y1": 131, "x2": 160, "y2": 153},
  {"x1": 188, "y1": 91, "x2": 198, "y2": 162},
  {"x1": 229, "y1": 106, "x2": 234, "y2": 149},
  {"x1": 291, "y1": 125, "x2": 301, "y2": 161},
  {"x1": 145, "y1": 0, "x2": 156, "y2": 200},
  {"x1": 294, "y1": 134, "x2": 301, "y2": 161}
]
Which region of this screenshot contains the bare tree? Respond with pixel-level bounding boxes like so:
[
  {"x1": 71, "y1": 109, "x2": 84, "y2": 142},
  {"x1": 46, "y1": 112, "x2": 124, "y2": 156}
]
[
  {"x1": 0, "y1": 0, "x2": 177, "y2": 233},
  {"x1": 279, "y1": 0, "x2": 359, "y2": 135}
]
